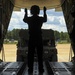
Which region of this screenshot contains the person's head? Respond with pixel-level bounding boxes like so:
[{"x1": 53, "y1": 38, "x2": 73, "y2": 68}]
[{"x1": 30, "y1": 5, "x2": 40, "y2": 15}]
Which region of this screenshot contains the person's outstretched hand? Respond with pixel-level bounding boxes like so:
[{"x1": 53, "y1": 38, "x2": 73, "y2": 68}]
[
  {"x1": 25, "y1": 8, "x2": 27, "y2": 14},
  {"x1": 44, "y1": 7, "x2": 46, "y2": 13}
]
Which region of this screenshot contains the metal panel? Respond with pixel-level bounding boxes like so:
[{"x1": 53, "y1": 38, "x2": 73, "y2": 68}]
[
  {"x1": 0, "y1": 0, "x2": 14, "y2": 51},
  {"x1": 0, "y1": 62, "x2": 75, "y2": 75},
  {"x1": 14, "y1": 0, "x2": 61, "y2": 10},
  {"x1": 0, "y1": 62, "x2": 25, "y2": 75}
]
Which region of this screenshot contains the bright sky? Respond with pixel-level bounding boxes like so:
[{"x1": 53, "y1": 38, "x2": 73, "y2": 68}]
[{"x1": 8, "y1": 9, "x2": 67, "y2": 32}]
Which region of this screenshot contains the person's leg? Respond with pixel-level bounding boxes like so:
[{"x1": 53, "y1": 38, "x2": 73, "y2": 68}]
[
  {"x1": 28, "y1": 39, "x2": 35, "y2": 73},
  {"x1": 37, "y1": 38, "x2": 44, "y2": 73}
]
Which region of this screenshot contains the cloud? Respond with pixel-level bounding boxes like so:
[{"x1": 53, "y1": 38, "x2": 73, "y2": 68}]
[
  {"x1": 42, "y1": 23, "x2": 67, "y2": 32},
  {"x1": 47, "y1": 15, "x2": 55, "y2": 22},
  {"x1": 58, "y1": 16, "x2": 66, "y2": 26}
]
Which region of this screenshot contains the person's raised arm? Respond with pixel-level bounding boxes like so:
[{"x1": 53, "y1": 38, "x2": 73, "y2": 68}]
[
  {"x1": 23, "y1": 8, "x2": 28, "y2": 22},
  {"x1": 43, "y1": 7, "x2": 47, "y2": 22}
]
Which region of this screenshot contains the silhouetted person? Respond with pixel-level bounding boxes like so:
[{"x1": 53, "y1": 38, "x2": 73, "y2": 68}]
[{"x1": 23, "y1": 5, "x2": 47, "y2": 74}]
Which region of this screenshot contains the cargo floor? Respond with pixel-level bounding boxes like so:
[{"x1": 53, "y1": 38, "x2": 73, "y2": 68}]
[{"x1": 0, "y1": 61, "x2": 75, "y2": 75}]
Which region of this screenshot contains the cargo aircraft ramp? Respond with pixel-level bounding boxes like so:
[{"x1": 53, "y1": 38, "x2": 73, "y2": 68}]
[
  {"x1": 0, "y1": 61, "x2": 75, "y2": 75},
  {"x1": 0, "y1": 0, "x2": 75, "y2": 75}
]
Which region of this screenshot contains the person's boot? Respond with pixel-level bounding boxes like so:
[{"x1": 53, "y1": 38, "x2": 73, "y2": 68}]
[
  {"x1": 28, "y1": 69, "x2": 33, "y2": 75},
  {"x1": 39, "y1": 73, "x2": 43, "y2": 75},
  {"x1": 39, "y1": 69, "x2": 44, "y2": 75},
  {"x1": 28, "y1": 72, "x2": 33, "y2": 75}
]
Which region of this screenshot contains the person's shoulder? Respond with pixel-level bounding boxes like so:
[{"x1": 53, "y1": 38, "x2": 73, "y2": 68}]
[
  {"x1": 38, "y1": 16, "x2": 43, "y2": 18},
  {"x1": 26, "y1": 16, "x2": 32, "y2": 20},
  {"x1": 28, "y1": 16, "x2": 31, "y2": 18},
  {"x1": 38, "y1": 16, "x2": 43, "y2": 19},
  {"x1": 39, "y1": 16, "x2": 44, "y2": 20}
]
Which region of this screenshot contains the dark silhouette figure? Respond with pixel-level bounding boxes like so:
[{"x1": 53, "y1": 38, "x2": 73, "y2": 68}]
[{"x1": 23, "y1": 5, "x2": 47, "y2": 74}]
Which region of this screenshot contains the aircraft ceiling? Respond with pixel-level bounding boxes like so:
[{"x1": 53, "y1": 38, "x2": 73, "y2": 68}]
[{"x1": 12, "y1": 0, "x2": 62, "y2": 11}]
